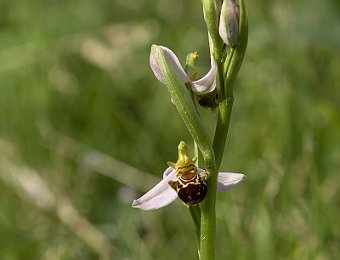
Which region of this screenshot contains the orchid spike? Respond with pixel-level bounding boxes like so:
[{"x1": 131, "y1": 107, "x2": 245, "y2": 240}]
[{"x1": 150, "y1": 45, "x2": 217, "y2": 94}]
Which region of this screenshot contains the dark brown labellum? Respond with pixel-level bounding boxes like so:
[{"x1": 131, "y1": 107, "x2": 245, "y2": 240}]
[
  {"x1": 169, "y1": 170, "x2": 208, "y2": 205},
  {"x1": 177, "y1": 179, "x2": 207, "y2": 205}
]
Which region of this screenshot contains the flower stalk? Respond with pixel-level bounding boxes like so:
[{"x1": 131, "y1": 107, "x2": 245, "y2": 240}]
[
  {"x1": 200, "y1": 1, "x2": 248, "y2": 259},
  {"x1": 133, "y1": 0, "x2": 248, "y2": 259}
]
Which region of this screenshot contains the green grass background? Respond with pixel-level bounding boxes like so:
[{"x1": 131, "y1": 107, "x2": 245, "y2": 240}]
[{"x1": 0, "y1": 0, "x2": 339, "y2": 259}]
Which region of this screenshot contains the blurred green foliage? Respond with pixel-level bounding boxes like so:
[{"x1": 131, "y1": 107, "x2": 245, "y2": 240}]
[{"x1": 0, "y1": 0, "x2": 339, "y2": 259}]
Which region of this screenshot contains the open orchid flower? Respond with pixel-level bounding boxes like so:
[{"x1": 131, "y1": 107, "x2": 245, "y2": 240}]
[
  {"x1": 132, "y1": 166, "x2": 245, "y2": 210},
  {"x1": 150, "y1": 45, "x2": 217, "y2": 95}
]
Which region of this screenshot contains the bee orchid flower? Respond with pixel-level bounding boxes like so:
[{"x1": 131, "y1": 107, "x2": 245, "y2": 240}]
[
  {"x1": 132, "y1": 166, "x2": 245, "y2": 210},
  {"x1": 150, "y1": 45, "x2": 217, "y2": 94}
]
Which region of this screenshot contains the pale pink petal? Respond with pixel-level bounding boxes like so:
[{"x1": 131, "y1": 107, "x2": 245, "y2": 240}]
[
  {"x1": 150, "y1": 45, "x2": 190, "y2": 84},
  {"x1": 191, "y1": 57, "x2": 217, "y2": 94},
  {"x1": 163, "y1": 166, "x2": 176, "y2": 179},
  {"x1": 132, "y1": 167, "x2": 177, "y2": 210},
  {"x1": 150, "y1": 47, "x2": 164, "y2": 82},
  {"x1": 217, "y1": 172, "x2": 245, "y2": 192}
]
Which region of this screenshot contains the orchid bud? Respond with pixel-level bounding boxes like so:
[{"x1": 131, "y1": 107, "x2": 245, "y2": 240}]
[{"x1": 219, "y1": 0, "x2": 240, "y2": 47}]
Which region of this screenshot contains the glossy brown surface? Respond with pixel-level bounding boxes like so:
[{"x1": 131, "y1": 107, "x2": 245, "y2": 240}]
[{"x1": 177, "y1": 177, "x2": 207, "y2": 205}]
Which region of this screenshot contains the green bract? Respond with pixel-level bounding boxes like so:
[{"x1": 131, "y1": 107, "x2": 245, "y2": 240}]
[{"x1": 150, "y1": 45, "x2": 216, "y2": 170}]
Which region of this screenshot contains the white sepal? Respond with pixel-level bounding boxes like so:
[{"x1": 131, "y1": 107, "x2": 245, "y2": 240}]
[
  {"x1": 217, "y1": 172, "x2": 245, "y2": 192},
  {"x1": 132, "y1": 167, "x2": 177, "y2": 210},
  {"x1": 150, "y1": 45, "x2": 190, "y2": 84},
  {"x1": 191, "y1": 57, "x2": 217, "y2": 94},
  {"x1": 150, "y1": 45, "x2": 217, "y2": 94}
]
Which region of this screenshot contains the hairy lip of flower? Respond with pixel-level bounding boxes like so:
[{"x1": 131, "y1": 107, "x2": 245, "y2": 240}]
[
  {"x1": 150, "y1": 45, "x2": 217, "y2": 95},
  {"x1": 132, "y1": 166, "x2": 245, "y2": 211}
]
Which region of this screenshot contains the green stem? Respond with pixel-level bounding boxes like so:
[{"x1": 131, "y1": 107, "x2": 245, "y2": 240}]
[
  {"x1": 199, "y1": 1, "x2": 248, "y2": 259},
  {"x1": 200, "y1": 76, "x2": 234, "y2": 260},
  {"x1": 215, "y1": 49, "x2": 226, "y2": 102},
  {"x1": 198, "y1": 2, "x2": 225, "y2": 256},
  {"x1": 214, "y1": 0, "x2": 248, "y2": 168},
  {"x1": 213, "y1": 98, "x2": 234, "y2": 169},
  {"x1": 192, "y1": 139, "x2": 202, "y2": 254},
  {"x1": 199, "y1": 166, "x2": 217, "y2": 260},
  {"x1": 189, "y1": 205, "x2": 201, "y2": 251},
  {"x1": 199, "y1": 8, "x2": 238, "y2": 260}
]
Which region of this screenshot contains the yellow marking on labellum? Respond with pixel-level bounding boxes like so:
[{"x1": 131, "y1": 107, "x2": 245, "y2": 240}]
[{"x1": 168, "y1": 141, "x2": 208, "y2": 205}]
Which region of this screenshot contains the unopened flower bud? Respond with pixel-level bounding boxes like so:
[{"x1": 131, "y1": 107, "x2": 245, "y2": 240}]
[{"x1": 219, "y1": 0, "x2": 240, "y2": 47}]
